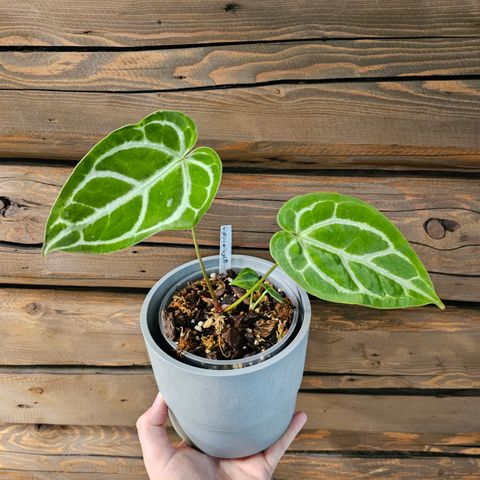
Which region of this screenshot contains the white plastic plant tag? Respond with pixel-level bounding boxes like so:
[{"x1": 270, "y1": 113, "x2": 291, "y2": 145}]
[{"x1": 219, "y1": 225, "x2": 232, "y2": 274}]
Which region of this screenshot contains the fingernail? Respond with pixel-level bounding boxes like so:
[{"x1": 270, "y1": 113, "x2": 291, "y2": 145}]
[
  {"x1": 153, "y1": 392, "x2": 163, "y2": 407},
  {"x1": 298, "y1": 411, "x2": 307, "y2": 427}
]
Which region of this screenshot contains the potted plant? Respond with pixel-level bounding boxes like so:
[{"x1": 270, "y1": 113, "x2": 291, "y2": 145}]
[{"x1": 43, "y1": 110, "x2": 444, "y2": 459}]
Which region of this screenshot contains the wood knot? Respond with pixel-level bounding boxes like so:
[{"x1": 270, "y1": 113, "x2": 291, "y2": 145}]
[
  {"x1": 0, "y1": 196, "x2": 11, "y2": 216},
  {"x1": 17, "y1": 404, "x2": 33, "y2": 408},
  {"x1": 0, "y1": 196, "x2": 28, "y2": 217},
  {"x1": 224, "y1": 2, "x2": 240, "y2": 12},
  {"x1": 25, "y1": 302, "x2": 41, "y2": 315},
  {"x1": 29, "y1": 387, "x2": 45, "y2": 395},
  {"x1": 35, "y1": 424, "x2": 49, "y2": 432},
  {"x1": 424, "y1": 218, "x2": 460, "y2": 240}
]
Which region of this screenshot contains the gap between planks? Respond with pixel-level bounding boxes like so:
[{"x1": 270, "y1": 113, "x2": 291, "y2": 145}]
[{"x1": 1, "y1": 74, "x2": 480, "y2": 95}]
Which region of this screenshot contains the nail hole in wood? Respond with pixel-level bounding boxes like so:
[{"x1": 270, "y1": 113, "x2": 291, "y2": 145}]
[
  {"x1": 224, "y1": 2, "x2": 240, "y2": 12},
  {"x1": 29, "y1": 387, "x2": 44, "y2": 395}
]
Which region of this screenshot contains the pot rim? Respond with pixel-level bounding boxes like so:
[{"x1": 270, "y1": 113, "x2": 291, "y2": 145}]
[{"x1": 141, "y1": 254, "x2": 311, "y2": 377}]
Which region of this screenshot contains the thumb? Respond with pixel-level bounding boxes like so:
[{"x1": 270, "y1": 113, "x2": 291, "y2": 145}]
[
  {"x1": 136, "y1": 393, "x2": 174, "y2": 472},
  {"x1": 263, "y1": 411, "x2": 307, "y2": 471}
]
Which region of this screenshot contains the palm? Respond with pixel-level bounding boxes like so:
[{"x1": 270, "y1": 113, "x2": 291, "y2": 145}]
[
  {"x1": 219, "y1": 451, "x2": 274, "y2": 479},
  {"x1": 137, "y1": 394, "x2": 306, "y2": 480},
  {"x1": 158, "y1": 445, "x2": 272, "y2": 480}
]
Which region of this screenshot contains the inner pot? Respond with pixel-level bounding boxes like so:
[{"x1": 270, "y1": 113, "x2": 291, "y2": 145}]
[{"x1": 158, "y1": 258, "x2": 300, "y2": 369}]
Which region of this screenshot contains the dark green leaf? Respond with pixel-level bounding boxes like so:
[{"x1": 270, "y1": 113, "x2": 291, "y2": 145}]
[
  {"x1": 43, "y1": 110, "x2": 222, "y2": 255},
  {"x1": 270, "y1": 192, "x2": 444, "y2": 309},
  {"x1": 230, "y1": 267, "x2": 259, "y2": 290}
]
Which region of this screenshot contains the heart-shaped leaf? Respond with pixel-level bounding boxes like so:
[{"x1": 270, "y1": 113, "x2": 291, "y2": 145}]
[
  {"x1": 270, "y1": 193, "x2": 444, "y2": 309},
  {"x1": 229, "y1": 267, "x2": 260, "y2": 290},
  {"x1": 43, "y1": 110, "x2": 222, "y2": 255}
]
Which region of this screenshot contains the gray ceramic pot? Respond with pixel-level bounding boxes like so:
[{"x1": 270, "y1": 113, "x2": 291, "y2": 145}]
[{"x1": 140, "y1": 255, "x2": 311, "y2": 458}]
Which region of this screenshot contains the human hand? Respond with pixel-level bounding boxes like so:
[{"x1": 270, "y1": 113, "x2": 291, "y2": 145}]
[{"x1": 137, "y1": 393, "x2": 307, "y2": 480}]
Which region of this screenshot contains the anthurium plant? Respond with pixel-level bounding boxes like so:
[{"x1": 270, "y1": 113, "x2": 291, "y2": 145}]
[{"x1": 43, "y1": 110, "x2": 444, "y2": 333}]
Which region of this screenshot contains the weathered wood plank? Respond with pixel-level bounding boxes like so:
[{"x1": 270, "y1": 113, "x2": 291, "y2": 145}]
[
  {"x1": 292, "y1": 431, "x2": 480, "y2": 456},
  {"x1": 0, "y1": 166, "x2": 478, "y2": 299},
  {"x1": 0, "y1": 473, "x2": 143, "y2": 480},
  {"x1": 1, "y1": 456, "x2": 480, "y2": 480},
  {"x1": 0, "y1": 451, "x2": 144, "y2": 474},
  {"x1": 1, "y1": 288, "x2": 479, "y2": 389},
  {"x1": 274, "y1": 455, "x2": 480, "y2": 480},
  {"x1": 2, "y1": 165, "x2": 479, "y2": 253},
  {"x1": 1, "y1": 82, "x2": 480, "y2": 169},
  {"x1": 2, "y1": 423, "x2": 478, "y2": 457},
  {"x1": 2, "y1": 455, "x2": 480, "y2": 480},
  {"x1": 0, "y1": 289, "x2": 149, "y2": 367},
  {"x1": 1, "y1": 0, "x2": 479, "y2": 47},
  {"x1": 303, "y1": 374, "x2": 480, "y2": 390},
  {"x1": 0, "y1": 368, "x2": 158, "y2": 426},
  {"x1": 1, "y1": 369, "x2": 479, "y2": 429},
  {"x1": 304, "y1": 303, "x2": 480, "y2": 382},
  {"x1": 0, "y1": 423, "x2": 146, "y2": 457},
  {"x1": 0, "y1": 242, "x2": 476, "y2": 301},
  {"x1": 2, "y1": 38, "x2": 480, "y2": 91}
]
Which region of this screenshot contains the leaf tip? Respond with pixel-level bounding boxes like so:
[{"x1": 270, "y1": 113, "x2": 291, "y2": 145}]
[
  {"x1": 42, "y1": 241, "x2": 53, "y2": 257},
  {"x1": 436, "y1": 298, "x2": 446, "y2": 310}
]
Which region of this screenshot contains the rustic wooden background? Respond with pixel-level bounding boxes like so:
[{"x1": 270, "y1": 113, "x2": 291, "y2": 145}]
[{"x1": 0, "y1": 1, "x2": 479, "y2": 478}]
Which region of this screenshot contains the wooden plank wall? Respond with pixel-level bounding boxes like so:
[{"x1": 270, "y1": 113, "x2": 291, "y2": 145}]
[{"x1": 0, "y1": 1, "x2": 479, "y2": 478}]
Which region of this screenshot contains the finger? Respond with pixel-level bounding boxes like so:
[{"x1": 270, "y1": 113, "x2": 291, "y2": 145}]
[
  {"x1": 263, "y1": 411, "x2": 307, "y2": 471},
  {"x1": 136, "y1": 393, "x2": 174, "y2": 469}
]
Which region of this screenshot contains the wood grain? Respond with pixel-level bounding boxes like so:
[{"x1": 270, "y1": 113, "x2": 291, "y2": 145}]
[
  {"x1": 1, "y1": 456, "x2": 480, "y2": 480},
  {"x1": 2, "y1": 456, "x2": 480, "y2": 480},
  {"x1": 2, "y1": 165, "x2": 479, "y2": 251},
  {"x1": 1, "y1": 82, "x2": 480, "y2": 169},
  {"x1": 1, "y1": 165, "x2": 478, "y2": 300},
  {"x1": 0, "y1": 242, "x2": 477, "y2": 301},
  {"x1": 1, "y1": 38, "x2": 480, "y2": 91},
  {"x1": 274, "y1": 455, "x2": 480, "y2": 480},
  {"x1": 0, "y1": 288, "x2": 149, "y2": 367},
  {"x1": 0, "y1": 423, "x2": 145, "y2": 457},
  {"x1": 1, "y1": 288, "x2": 479, "y2": 389},
  {"x1": 0, "y1": 451, "x2": 144, "y2": 474},
  {"x1": 1, "y1": 2, "x2": 479, "y2": 477},
  {"x1": 2, "y1": 423, "x2": 478, "y2": 457},
  {"x1": 0, "y1": 472, "x2": 145, "y2": 479},
  {"x1": 1, "y1": 0, "x2": 480, "y2": 47},
  {"x1": 1, "y1": 370, "x2": 479, "y2": 429}
]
